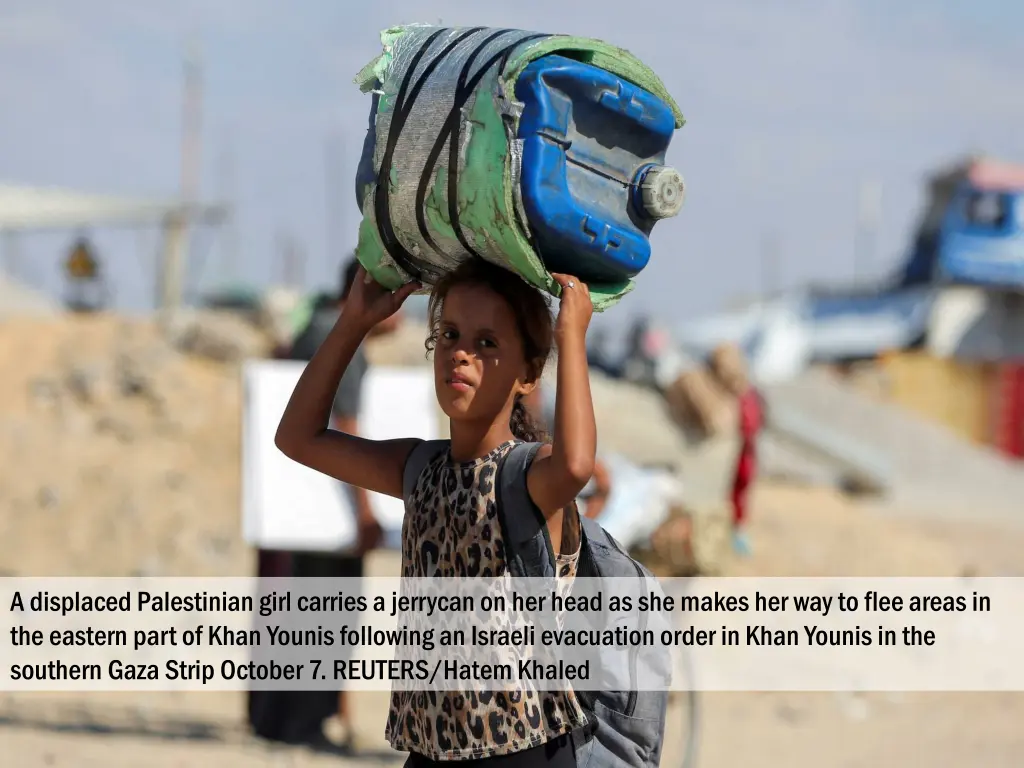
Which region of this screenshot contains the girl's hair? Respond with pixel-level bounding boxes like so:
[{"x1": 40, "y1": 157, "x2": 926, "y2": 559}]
[{"x1": 425, "y1": 259, "x2": 552, "y2": 443}]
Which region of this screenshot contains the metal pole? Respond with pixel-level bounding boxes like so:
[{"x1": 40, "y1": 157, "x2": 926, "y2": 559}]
[
  {"x1": 855, "y1": 179, "x2": 882, "y2": 286},
  {"x1": 219, "y1": 138, "x2": 238, "y2": 285},
  {"x1": 326, "y1": 133, "x2": 339, "y2": 283},
  {"x1": 279, "y1": 233, "x2": 306, "y2": 290},
  {"x1": 160, "y1": 37, "x2": 203, "y2": 320}
]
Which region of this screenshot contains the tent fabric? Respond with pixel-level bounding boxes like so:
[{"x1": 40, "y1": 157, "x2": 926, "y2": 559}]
[{"x1": 0, "y1": 183, "x2": 225, "y2": 231}]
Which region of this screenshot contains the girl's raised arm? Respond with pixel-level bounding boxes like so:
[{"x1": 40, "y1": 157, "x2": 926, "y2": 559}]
[
  {"x1": 526, "y1": 274, "x2": 597, "y2": 514},
  {"x1": 274, "y1": 267, "x2": 421, "y2": 500}
]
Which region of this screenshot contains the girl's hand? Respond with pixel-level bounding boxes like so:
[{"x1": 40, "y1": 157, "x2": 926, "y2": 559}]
[
  {"x1": 551, "y1": 273, "x2": 592, "y2": 341},
  {"x1": 341, "y1": 265, "x2": 421, "y2": 333}
]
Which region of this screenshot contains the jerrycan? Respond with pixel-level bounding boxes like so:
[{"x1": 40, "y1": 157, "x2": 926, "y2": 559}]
[{"x1": 515, "y1": 54, "x2": 685, "y2": 284}]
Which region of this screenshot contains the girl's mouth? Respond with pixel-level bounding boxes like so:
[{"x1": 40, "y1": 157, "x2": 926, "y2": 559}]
[{"x1": 446, "y1": 374, "x2": 472, "y2": 391}]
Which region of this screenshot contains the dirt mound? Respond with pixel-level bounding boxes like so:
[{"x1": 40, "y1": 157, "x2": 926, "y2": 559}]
[{"x1": 0, "y1": 313, "x2": 268, "y2": 577}]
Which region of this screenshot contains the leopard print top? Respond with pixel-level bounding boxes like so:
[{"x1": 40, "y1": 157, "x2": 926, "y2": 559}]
[{"x1": 386, "y1": 440, "x2": 587, "y2": 761}]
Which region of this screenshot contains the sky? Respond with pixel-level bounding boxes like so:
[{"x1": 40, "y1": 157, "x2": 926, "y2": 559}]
[{"x1": 1, "y1": 0, "x2": 1023, "y2": 331}]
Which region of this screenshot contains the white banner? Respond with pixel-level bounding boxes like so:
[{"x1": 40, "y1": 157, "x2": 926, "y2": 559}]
[{"x1": 241, "y1": 360, "x2": 438, "y2": 552}]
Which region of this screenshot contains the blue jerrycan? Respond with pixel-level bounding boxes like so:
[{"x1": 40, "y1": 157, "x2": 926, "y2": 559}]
[{"x1": 515, "y1": 55, "x2": 684, "y2": 284}]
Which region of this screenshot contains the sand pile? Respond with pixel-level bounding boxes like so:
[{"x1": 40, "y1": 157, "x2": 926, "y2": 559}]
[{"x1": 0, "y1": 313, "x2": 269, "y2": 578}]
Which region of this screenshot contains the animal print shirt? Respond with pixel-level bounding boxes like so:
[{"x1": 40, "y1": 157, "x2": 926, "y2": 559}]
[{"x1": 386, "y1": 440, "x2": 587, "y2": 761}]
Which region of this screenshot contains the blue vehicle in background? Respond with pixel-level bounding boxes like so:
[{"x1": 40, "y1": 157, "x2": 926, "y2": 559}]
[
  {"x1": 673, "y1": 157, "x2": 1024, "y2": 382},
  {"x1": 902, "y1": 158, "x2": 1024, "y2": 289}
]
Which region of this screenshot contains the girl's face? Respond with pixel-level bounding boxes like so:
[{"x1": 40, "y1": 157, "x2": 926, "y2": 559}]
[{"x1": 433, "y1": 282, "x2": 535, "y2": 423}]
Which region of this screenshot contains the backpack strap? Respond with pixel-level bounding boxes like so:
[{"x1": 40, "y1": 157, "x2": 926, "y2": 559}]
[
  {"x1": 402, "y1": 439, "x2": 449, "y2": 500},
  {"x1": 495, "y1": 441, "x2": 556, "y2": 579},
  {"x1": 497, "y1": 442, "x2": 603, "y2": 744},
  {"x1": 577, "y1": 517, "x2": 605, "y2": 580}
]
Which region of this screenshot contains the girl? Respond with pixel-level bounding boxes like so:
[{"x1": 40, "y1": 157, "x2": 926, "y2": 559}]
[{"x1": 275, "y1": 259, "x2": 597, "y2": 767}]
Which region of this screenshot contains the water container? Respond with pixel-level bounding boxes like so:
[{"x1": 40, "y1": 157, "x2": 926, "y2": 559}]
[
  {"x1": 352, "y1": 25, "x2": 685, "y2": 309},
  {"x1": 515, "y1": 55, "x2": 684, "y2": 284}
]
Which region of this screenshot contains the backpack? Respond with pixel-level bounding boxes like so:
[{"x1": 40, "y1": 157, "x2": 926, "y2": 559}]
[{"x1": 402, "y1": 440, "x2": 671, "y2": 768}]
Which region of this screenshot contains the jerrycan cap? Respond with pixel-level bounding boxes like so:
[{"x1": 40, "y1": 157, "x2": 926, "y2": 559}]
[{"x1": 638, "y1": 165, "x2": 686, "y2": 220}]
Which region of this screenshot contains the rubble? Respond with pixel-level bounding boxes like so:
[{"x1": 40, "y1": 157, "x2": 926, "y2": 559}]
[
  {"x1": 164, "y1": 309, "x2": 272, "y2": 363},
  {"x1": 635, "y1": 502, "x2": 732, "y2": 576},
  {"x1": 0, "y1": 314, "x2": 253, "y2": 576}
]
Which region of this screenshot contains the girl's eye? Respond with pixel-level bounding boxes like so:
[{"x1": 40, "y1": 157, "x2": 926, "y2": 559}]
[
  {"x1": 441, "y1": 329, "x2": 457, "y2": 341},
  {"x1": 479, "y1": 338, "x2": 497, "y2": 349}
]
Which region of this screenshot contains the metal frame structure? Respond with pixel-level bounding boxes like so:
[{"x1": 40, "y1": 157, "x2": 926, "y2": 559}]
[{"x1": 0, "y1": 182, "x2": 228, "y2": 314}]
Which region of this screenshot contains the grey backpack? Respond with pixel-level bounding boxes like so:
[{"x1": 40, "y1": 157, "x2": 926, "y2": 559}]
[{"x1": 403, "y1": 440, "x2": 671, "y2": 768}]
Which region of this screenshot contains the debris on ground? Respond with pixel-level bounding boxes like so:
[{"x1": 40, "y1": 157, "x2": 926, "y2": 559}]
[
  {"x1": 164, "y1": 309, "x2": 272, "y2": 363},
  {"x1": 633, "y1": 502, "x2": 732, "y2": 577},
  {"x1": 0, "y1": 314, "x2": 259, "y2": 577}
]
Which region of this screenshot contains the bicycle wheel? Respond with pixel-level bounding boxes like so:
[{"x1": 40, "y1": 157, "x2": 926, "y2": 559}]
[
  {"x1": 672, "y1": 646, "x2": 700, "y2": 768},
  {"x1": 659, "y1": 579, "x2": 701, "y2": 768}
]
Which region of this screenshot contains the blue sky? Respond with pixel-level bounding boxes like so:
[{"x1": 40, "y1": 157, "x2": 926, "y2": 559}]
[{"x1": 1, "y1": 0, "x2": 1022, "y2": 328}]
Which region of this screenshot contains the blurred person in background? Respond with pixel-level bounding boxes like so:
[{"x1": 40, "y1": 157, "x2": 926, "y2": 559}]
[
  {"x1": 250, "y1": 256, "x2": 400, "y2": 752},
  {"x1": 619, "y1": 315, "x2": 674, "y2": 388},
  {"x1": 709, "y1": 343, "x2": 764, "y2": 557}
]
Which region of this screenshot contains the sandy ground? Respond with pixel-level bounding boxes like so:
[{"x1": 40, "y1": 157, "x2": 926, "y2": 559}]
[
  {"x1": 3, "y1": 482, "x2": 1024, "y2": 768},
  {"x1": 0, "y1": 315, "x2": 252, "y2": 579}
]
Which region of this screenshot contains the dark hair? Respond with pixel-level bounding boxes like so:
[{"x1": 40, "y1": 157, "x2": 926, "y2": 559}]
[{"x1": 425, "y1": 259, "x2": 552, "y2": 443}]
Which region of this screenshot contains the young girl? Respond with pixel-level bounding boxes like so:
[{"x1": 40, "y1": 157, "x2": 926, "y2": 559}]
[{"x1": 275, "y1": 259, "x2": 597, "y2": 767}]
